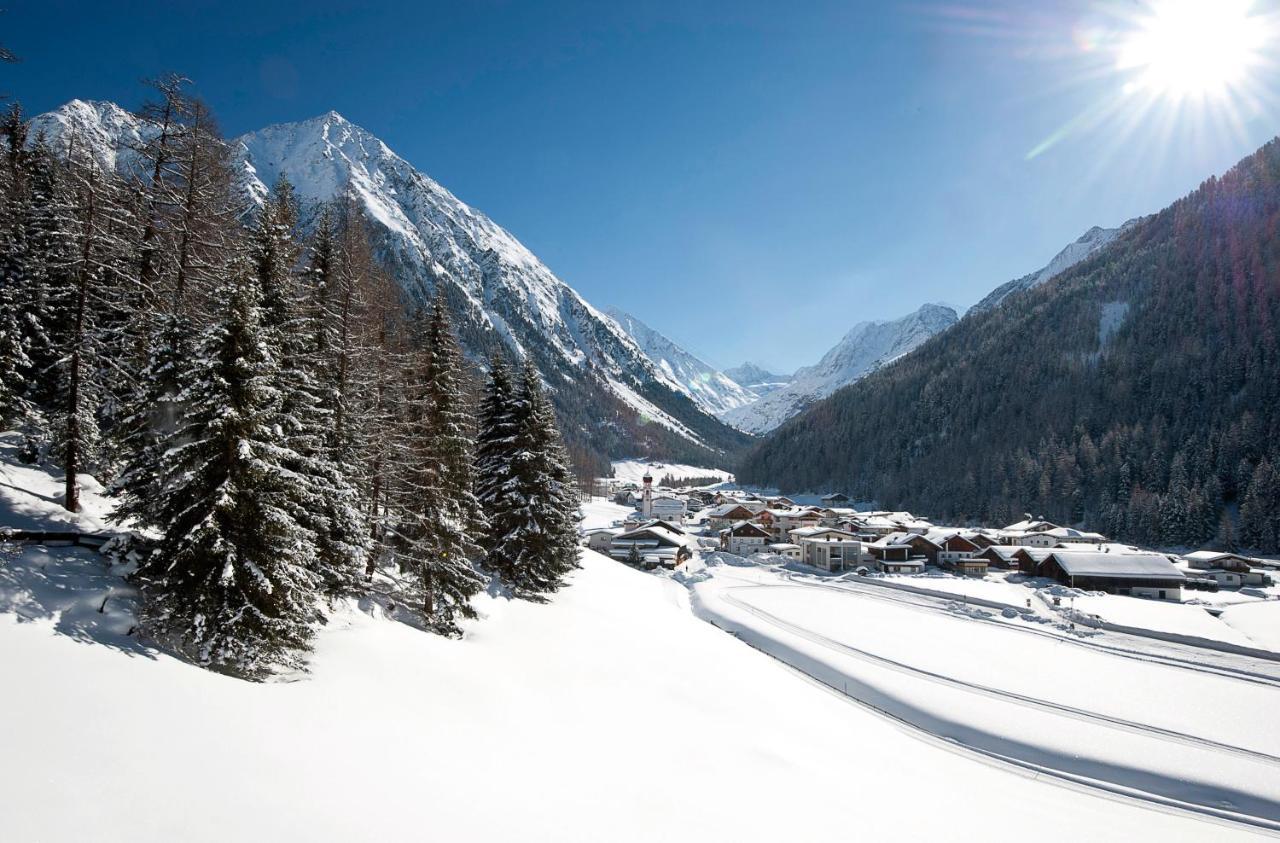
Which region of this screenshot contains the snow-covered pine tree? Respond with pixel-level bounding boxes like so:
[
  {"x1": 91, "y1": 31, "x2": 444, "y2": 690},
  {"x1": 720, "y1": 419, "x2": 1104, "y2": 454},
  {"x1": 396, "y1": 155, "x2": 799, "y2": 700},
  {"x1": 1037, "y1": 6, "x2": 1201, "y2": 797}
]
[
  {"x1": 497, "y1": 360, "x2": 581, "y2": 595},
  {"x1": 135, "y1": 259, "x2": 323, "y2": 679},
  {"x1": 16, "y1": 134, "x2": 73, "y2": 420},
  {"x1": 250, "y1": 176, "x2": 368, "y2": 596},
  {"x1": 474, "y1": 352, "x2": 519, "y2": 577},
  {"x1": 0, "y1": 104, "x2": 34, "y2": 426},
  {"x1": 391, "y1": 292, "x2": 485, "y2": 633}
]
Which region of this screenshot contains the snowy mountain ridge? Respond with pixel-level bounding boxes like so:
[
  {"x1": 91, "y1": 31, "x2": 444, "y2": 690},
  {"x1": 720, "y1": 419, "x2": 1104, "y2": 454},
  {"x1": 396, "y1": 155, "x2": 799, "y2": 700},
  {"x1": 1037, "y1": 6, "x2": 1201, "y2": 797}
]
[
  {"x1": 968, "y1": 219, "x2": 1142, "y2": 315},
  {"x1": 721, "y1": 303, "x2": 959, "y2": 434},
  {"x1": 30, "y1": 100, "x2": 750, "y2": 461},
  {"x1": 604, "y1": 308, "x2": 758, "y2": 416},
  {"x1": 723, "y1": 362, "x2": 791, "y2": 399}
]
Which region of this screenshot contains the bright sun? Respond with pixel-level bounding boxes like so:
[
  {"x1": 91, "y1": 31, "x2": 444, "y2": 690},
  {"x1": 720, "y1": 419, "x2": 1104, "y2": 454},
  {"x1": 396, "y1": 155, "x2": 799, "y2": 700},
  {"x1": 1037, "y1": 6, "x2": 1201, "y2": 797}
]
[{"x1": 1118, "y1": 0, "x2": 1268, "y2": 99}]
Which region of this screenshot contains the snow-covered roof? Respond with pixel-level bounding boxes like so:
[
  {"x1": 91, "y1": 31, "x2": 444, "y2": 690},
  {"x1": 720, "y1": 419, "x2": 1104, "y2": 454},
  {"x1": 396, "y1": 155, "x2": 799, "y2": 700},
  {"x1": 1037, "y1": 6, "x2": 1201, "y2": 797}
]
[
  {"x1": 619, "y1": 520, "x2": 686, "y2": 539},
  {"x1": 791, "y1": 527, "x2": 860, "y2": 541},
  {"x1": 979, "y1": 545, "x2": 1023, "y2": 560},
  {"x1": 876, "y1": 531, "x2": 936, "y2": 547},
  {"x1": 706, "y1": 503, "x2": 755, "y2": 518},
  {"x1": 1045, "y1": 527, "x2": 1108, "y2": 541},
  {"x1": 1048, "y1": 552, "x2": 1184, "y2": 580},
  {"x1": 722, "y1": 521, "x2": 771, "y2": 537},
  {"x1": 1184, "y1": 550, "x2": 1254, "y2": 565},
  {"x1": 1004, "y1": 519, "x2": 1060, "y2": 533},
  {"x1": 768, "y1": 543, "x2": 800, "y2": 550}
]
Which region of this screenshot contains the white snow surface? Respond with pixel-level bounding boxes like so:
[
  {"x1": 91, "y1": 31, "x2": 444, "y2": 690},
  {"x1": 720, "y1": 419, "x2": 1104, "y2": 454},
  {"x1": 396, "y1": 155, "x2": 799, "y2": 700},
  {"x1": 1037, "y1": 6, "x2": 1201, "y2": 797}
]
[
  {"x1": 722, "y1": 303, "x2": 958, "y2": 434},
  {"x1": 4, "y1": 456, "x2": 1271, "y2": 839},
  {"x1": 8, "y1": 547, "x2": 1256, "y2": 841},
  {"x1": 610, "y1": 460, "x2": 733, "y2": 486},
  {"x1": 690, "y1": 564, "x2": 1280, "y2": 833},
  {"x1": 605, "y1": 308, "x2": 758, "y2": 415},
  {"x1": 0, "y1": 433, "x2": 116, "y2": 533},
  {"x1": 1219, "y1": 601, "x2": 1280, "y2": 652},
  {"x1": 723, "y1": 362, "x2": 791, "y2": 399}
]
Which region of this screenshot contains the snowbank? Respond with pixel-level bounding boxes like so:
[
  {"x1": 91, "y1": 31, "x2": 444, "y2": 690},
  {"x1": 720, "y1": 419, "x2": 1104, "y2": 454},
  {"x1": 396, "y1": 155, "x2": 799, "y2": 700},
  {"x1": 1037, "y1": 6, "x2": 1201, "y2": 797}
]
[
  {"x1": 1219, "y1": 601, "x2": 1280, "y2": 652},
  {"x1": 1069, "y1": 593, "x2": 1263, "y2": 650}
]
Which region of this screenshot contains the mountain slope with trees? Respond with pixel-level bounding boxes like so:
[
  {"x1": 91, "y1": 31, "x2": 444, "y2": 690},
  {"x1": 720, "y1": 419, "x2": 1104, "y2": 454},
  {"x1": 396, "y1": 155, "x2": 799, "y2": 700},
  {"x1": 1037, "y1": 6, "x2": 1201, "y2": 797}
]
[
  {"x1": 0, "y1": 80, "x2": 582, "y2": 676},
  {"x1": 29, "y1": 100, "x2": 750, "y2": 478},
  {"x1": 740, "y1": 137, "x2": 1280, "y2": 553}
]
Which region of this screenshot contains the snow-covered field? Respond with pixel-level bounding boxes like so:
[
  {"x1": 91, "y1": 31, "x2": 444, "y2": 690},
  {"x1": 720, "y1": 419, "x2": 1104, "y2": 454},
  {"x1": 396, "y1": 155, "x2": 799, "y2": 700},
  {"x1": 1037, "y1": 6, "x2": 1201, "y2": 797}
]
[
  {"x1": 609, "y1": 459, "x2": 732, "y2": 486},
  {"x1": 2, "y1": 464, "x2": 1277, "y2": 839},
  {"x1": 864, "y1": 567, "x2": 1280, "y2": 654},
  {"x1": 689, "y1": 563, "x2": 1280, "y2": 832}
]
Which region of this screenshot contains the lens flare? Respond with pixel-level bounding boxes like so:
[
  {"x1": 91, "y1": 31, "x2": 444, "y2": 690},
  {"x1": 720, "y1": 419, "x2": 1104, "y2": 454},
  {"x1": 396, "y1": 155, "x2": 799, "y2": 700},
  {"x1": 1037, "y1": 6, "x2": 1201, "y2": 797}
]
[{"x1": 1118, "y1": 0, "x2": 1267, "y2": 100}]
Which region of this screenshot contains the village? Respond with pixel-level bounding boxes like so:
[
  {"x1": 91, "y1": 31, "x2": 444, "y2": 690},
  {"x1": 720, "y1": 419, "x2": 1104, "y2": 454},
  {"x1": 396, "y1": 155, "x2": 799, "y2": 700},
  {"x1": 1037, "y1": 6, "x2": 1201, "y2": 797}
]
[{"x1": 585, "y1": 469, "x2": 1278, "y2": 609}]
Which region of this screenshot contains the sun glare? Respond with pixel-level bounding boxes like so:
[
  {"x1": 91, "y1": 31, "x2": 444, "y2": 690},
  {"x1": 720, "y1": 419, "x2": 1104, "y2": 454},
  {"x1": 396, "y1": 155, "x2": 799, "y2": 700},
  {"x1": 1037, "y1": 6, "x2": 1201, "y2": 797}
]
[{"x1": 1118, "y1": 0, "x2": 1267, "y2": 99}]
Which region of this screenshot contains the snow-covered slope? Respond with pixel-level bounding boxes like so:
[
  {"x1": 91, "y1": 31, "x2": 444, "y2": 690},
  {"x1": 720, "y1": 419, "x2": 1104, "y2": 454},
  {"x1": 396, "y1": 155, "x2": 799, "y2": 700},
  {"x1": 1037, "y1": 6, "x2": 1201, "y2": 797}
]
[
  {"x1": 722, "y1": 303, "x2": 958, "y2": 434},
  {"x1": 29, "y1": 100, "x2": 748, "y2": 463},
  {"x1": 969, "y1": 221, "x2": 1141, "y2": 315},
  {"x1": 1, "y1": 455, "x2": 1259, "y2": 840},
  {"x1": 723, "y1": 362, "x2": 791, "y2": 399},
  {"x1": 605, "y1": 308, "x2": 757, "y2": 416}
]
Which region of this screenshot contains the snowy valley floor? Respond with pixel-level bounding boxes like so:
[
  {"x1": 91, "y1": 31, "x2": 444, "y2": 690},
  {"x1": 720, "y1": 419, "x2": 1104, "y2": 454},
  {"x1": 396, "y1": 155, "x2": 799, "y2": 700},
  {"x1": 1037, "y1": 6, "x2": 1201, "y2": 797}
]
[{"x1": 0, "y1": 488, "x2": 1277, "y2": 840}]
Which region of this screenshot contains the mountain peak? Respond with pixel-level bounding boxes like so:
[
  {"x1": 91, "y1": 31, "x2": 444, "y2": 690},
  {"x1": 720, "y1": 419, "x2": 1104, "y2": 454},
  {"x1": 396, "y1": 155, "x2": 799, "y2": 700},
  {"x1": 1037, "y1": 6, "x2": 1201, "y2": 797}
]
[{"x1": 721, "y1": 304, "x2": 957, "y2": 434}]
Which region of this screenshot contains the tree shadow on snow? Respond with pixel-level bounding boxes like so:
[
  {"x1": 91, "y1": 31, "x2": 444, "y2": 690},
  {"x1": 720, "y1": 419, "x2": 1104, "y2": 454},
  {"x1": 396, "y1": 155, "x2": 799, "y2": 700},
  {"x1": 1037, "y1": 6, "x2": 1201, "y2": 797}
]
[{"x1": 0, "y1": 540, "x2": 159, "y2": 660}]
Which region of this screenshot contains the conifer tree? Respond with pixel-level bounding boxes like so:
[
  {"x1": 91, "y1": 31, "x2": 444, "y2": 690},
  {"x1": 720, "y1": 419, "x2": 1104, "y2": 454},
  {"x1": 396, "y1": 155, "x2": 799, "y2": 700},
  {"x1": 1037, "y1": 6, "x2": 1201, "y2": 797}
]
[
  {"x1": 250, "y1": 177, "x2": 368, "y2": 596},
  {"x1": 493, "y1": 360, "x2": 581, "y2": 595},
  {"x1": 135, "y1": 260, "x2": 323, "y2": 678},
  {"x1": 0, "y1": 105, "x2": 33, "y2": 426},
  {"x1": 475, "y1": 353, "x2": 519, "y2": 574},
  {"x1": 392, "y1": 293, "x2": 485, "y2": 633}
]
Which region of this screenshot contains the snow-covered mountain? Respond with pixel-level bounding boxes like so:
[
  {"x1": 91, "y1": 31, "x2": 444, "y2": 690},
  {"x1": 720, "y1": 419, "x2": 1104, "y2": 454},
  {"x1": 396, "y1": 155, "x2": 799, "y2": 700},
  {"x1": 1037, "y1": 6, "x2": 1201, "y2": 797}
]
[
  {"x1": 723, "y1": 362, "x2": 791, "y2": 399},
  {"x1": 604, "y1": 308, "x2": 758, "y2": 416},
  {"x1": 968, "y1": 221, "x2": 1141, "y2": 315},
  {"x1": 30, "y1": 100, "x2": 749, "y2": 464},
  {"x1": 721, "y1": 304, "x2": 958, "y2": 434}
]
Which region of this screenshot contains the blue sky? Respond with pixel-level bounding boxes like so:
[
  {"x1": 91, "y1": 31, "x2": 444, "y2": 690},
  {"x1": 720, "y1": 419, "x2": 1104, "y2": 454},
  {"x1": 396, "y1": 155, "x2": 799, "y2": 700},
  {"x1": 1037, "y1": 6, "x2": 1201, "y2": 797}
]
[{"x1": 5, "y1": 1, "x2": 1278, "y2": 371}]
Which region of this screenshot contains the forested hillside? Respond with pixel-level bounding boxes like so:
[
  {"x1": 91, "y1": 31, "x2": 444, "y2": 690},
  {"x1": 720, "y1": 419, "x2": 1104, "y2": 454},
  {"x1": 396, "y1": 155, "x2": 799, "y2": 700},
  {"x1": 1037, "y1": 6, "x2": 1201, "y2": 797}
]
[{"x1": 740, "y1": 137, "x2": 1280, "y2": 553}]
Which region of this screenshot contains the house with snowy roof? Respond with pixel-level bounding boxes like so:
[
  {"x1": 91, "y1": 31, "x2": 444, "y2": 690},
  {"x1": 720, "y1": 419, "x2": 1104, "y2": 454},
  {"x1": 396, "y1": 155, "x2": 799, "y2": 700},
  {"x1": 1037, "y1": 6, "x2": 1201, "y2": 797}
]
[
  {"x1": 1182, "y1": 551, "x2": 1271, "y2": 586},
  {"x1": 920, "y1": 529, "x2": 986, "y2": 575},
  {"x1": 1021, "y1": 549, "x2": 1185, "y2": 600},
  {"x1": 719, "y1": 521, "x2": 772, "y2": 557},
  {"x1": 609, "y1": 521, "x2": 696, "y2": 568},
  {"x1": 756, "y1": 507, "x2": 824, "y2": 540},
  {"x1": 865, "y1": 535, "x2": 928, "y2": 573},
  {"x1": 706, "y1": 503, "x2": 760, "y2": 531},
  {"x1": 976, "y1": 545, "x2": 1023, "y2": 569}
]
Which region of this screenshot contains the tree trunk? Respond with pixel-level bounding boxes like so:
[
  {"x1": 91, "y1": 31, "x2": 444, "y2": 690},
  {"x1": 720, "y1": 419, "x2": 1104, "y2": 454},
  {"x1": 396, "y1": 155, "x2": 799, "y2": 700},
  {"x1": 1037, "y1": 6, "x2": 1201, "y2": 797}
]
[{"x1": 64, "y1": 174, "x2": 96, "y2": 513}]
